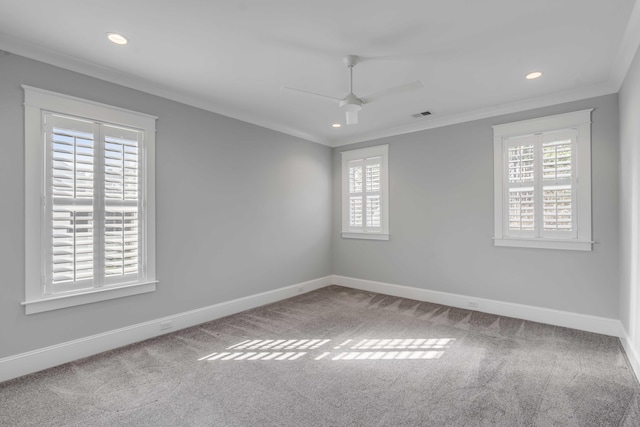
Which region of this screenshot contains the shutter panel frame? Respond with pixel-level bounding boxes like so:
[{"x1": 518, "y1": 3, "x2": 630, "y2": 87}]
[
  {"x1": 42, "y1": 113, "x2": 146, "y2": 293},
  {"x1": 341, "y1": 145, "x2": 389, "y2": 240},
  {"x1": 492, "y1": 109, "x2": 592, "y2": 251},
  {"x1": 44, "y1": 113, "x2": 98, "y2": 294}
]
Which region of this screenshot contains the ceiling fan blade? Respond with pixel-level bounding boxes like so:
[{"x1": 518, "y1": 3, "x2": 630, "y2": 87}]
[
  {"x1": 281, "y1": 86, "x2": 341, "y2": 103},
  {"x1": 360, "y1": 81, "x2": 423, "y2": 104}
]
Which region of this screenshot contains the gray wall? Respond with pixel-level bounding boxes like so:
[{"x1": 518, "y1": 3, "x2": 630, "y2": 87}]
[
  {"x1": 0, "y1": 52, "x2": 332, "y2": 358},
  {"x1": 332, "y1": 94, "x2": 620, "y2": 318},
  {"x1": 0, "y1": 49, "x2": 624, "y2": 360},
  {"x1": 619, "y1": 44, "x2": 640, "y2": 352}
]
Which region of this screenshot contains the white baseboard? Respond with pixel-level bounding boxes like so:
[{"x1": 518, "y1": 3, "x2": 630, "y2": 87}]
[
  {"x1": 0, "y1": 276, "x2": 332, "y2": 383},
  {"x1": 620, "y1": 329, "x2": 640, "y2": 381},
  {"x1": 331, "y1": 275, "x2": 622, "y2": 337},
  {"x1": 0, "y1": 274, "x2": 625, "y2": 384}
]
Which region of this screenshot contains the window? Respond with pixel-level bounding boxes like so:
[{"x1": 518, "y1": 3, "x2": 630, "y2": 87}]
[
  {"x1": 341, "y1": 145, "x2": 389, "y2": 240},
  {"x1": 24, "y1": 86, "x2": 157, "y2": 314},
  {"x1": 493, "y1": 109, "x2": 592, "y2": 251}
]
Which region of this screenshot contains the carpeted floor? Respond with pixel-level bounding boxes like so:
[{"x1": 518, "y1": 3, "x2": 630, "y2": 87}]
[{"x1": 1, "y1": 285, "x2": 639, "y2": 426}]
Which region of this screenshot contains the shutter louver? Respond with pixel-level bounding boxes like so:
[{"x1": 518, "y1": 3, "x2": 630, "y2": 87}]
[
  {"x1": 508, "y1": 187, "x2": 535, "y2": 231},
  {"x1": 341, "y1": 144, "x2": 388, "y2": 239},
  {"x1": 103, "y1": 126, "x2": 141, "y2": 281},
  {"x1": 508, "y1": 145, "x2": 534, "y2": 183},
  {"x1": 347, "y1": 157, "x2": 382, "y2": 232},
  {"x1": 543, "y1": 185, "x2": 572, "y2": 231},
  {"x1": 542, "y1": 138, "x2": 573, "y2": 232},
  {"x1": 51, "y1": 206, "x2": 94, "y2": 283},
  {"x1": 26, "y1": 87, "x2": 156, "y2": 310},
  {"x1": 503, "y1": 131, "x2": 576, "y2": 238},
  {"x1": 366, "y1": 196, "x2": 381, "y2": 228},
  {"x1": 349, "y1": 197, "x2": 363, "y2": 227},
  {"x1": 105, "y1": 207, "x2": 139, "y2": 277},
  {"x1": 493, "y1": 109, "x2": 591, "y2": 250},
  {"x1": 50, "y1": 118, "x2": 95, "y2": 286},
  {"x1": 105, "y1": 134, "x2": 139, "y2": 201},
  {"x1": 366, "y1": 163, "x2": 381, "y2": 229},
  {"x1": 45, "y1": 115, "x2": 143, "y2": 293},
  {"x1": 349, "y1": 163, "x2": 363, "y2": 228},
  {"x1": 506, "y1": 143, "x2": 535, "y2": 234}
]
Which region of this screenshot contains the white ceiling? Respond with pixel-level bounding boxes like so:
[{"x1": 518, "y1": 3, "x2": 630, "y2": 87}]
[{"x1": 1, "y1": 0, "x2": 639, "y2": 147}]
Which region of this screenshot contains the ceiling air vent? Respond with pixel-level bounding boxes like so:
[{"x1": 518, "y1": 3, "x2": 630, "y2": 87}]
[{"x1": 411, "y1": 111, "x2": 432, "y2": 118}]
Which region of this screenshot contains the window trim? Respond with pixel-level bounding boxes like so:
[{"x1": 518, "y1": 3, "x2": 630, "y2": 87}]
[
  {"x1": 341, "y1": 145, "x2": 389, "y2": 240},
  {"x1": 493, "y1": 109, "x2": 593, "y2": 251},
  {"x1": 23, "y1": 85, "x2": 158, "y2": 314}
]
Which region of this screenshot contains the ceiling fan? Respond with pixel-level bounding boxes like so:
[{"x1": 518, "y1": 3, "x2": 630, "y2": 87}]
[{"x1": 282, "y1": 55, "x2": 423, "y2": 125}]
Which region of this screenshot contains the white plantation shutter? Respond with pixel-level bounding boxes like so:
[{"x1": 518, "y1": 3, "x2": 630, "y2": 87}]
[
  {"x1": 103, "y1": 126, "x2": 142, "y2": 283},
  {"x1": 43, "y1": 113, "x2": 144, "y2": 293},
  {"x1": 502, "y1": 130, "x2": 577, "y2": 239},
  {"x1": 24, "y1": 86, "x2": 156, "y2": 314},
  {"x1": 342, "y1": 145, "x2": 389, "y2": 239},
  {"x1": 506, "y1": 137, "x2": 536, "y2": 235},
  {"x1": 493, "y1": 109, "x2": 591, "y2": 251},
  {"x1": 541, "y1": 130, "x2": 576, "y2": 237},
  {"x1": 348, "y1": 162, "x2": 363, "y2": 228},
  {"x1": 347, "y1": 156, "x2": 382, "y2": 232},
  {"x1": 366, "y1": 162, "x2": 381, "y2": 228},
  {"x1": 508, "y1": 187, "x2": 535, "y2": 231},
  {"x1": 45, "y1": 114, "x2": 97, "y2": 293}
]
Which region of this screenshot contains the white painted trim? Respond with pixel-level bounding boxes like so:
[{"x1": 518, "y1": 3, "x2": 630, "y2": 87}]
[
  {"x1": 23, "y1": 86, "x2": 158, "y2": 313},
  {"x1": 341, "y1": 145, "x2": 389, "y2": 237},
  {"x1": 0, "y1": 36, "x2": 328, "y2": 146},
  {"x1": 492, "y1": 109, "x2": 593, "y2": 251},
  {"x1": 491, "y1": 109, "x2": 592, "y2": 137},
  {"x1": 22, "y1": 281, "x2": 158, "y2": 315},
  {"x1": 331, "y1": 275, "x2": 622, "y2": 337},
  {"x1": 341, "y1": 232, "x2": 390, "y2": 241},
  {"x1": 23, "y1": 85, "x2": 157, "y2": 126},
  {"x1": 610, "y1": 0, "x2": 640, "y2": 90},
  {"x1": 620, "y1": 329, "x2": 640, "y2": 381},
  {"x1": 329, "y1": 82, "x2": 616, "y2": 147},
  {"x1": 0, "y1": 34, "x2": 624, "y2": 149},
  {"x1": 1, "y1": 274, "x2": 626, "y2": 384},
  {"x1": 493, "y1": 238, "x2": 593, "y2": 251},
  {"x1": 0, "y1": 276, "x2": 332, "y2": 383}
]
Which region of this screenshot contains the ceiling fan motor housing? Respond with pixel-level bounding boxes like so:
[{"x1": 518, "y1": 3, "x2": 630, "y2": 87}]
[{"x1": 340, "y1": 94, "x2": 362, "y2": 111}]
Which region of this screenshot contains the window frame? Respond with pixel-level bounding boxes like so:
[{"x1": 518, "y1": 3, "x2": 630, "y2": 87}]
[
  {"x1": 341, "y1": 144, "x2": 389, "y2": 240},
  {"x1": 493, "y1": 109, "x2": 593, "y2": 251},
  {"x1": 23, "y1": 85, "x2": 158, "y2": 314}
]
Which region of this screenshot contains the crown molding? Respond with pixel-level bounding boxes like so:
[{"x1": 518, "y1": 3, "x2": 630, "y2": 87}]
[
  {"x1": 0, "y1": 33, "x2": 330, "y2": 147},
  {"x1": 610, "y1": 0, "x2": 640, "y2": 91},
  {"x1": 2, "y1": 23, "x2": 636, "y2": 149},
  {"x1": 328, "y1": 81, "x2": 618, "y2": 147}
]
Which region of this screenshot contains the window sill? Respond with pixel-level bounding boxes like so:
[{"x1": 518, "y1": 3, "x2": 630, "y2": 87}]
[
  {"x1": 342, "y1": 232, "x2": 390, "y2": 241},
  {"x1": 494, "y1": 237, "x2": 593, "y2": 251},
  {"x1": 22, "y1": 280, "x2": 158, "y2": 315}
]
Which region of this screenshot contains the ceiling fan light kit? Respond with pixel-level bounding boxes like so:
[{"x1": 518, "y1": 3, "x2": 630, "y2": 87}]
[
  {"x1": 283, "y1": 54, "x2": 422, "y2": 125},
  {"x1": 340, "y1": 94, "x2": 362, "y2": 125}
]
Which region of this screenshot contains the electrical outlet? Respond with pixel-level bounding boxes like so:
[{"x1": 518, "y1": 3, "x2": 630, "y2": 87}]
[
  {"x1": 468, "y1": 301, "x2": 479, "y2": 309},
  {"x1": 160, "y1": 320, "x2": 173, "y2": 331}
]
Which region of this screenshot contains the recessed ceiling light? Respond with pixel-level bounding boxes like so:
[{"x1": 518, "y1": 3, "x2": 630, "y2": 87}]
[
  {"x1": 332, "y1": 123, "x2": 342, "y2": 128},
  {"x1": 107, "y1": 33, "x2": 128, "y2": 45},
  {"x1": 526, "y1": 71, "x2": 543, "y2": 80}
]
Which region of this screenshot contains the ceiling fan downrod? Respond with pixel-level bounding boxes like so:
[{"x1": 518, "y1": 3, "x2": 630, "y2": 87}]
[{"x1": 340, "y1": 55, "x2": 362, "y2": 124}]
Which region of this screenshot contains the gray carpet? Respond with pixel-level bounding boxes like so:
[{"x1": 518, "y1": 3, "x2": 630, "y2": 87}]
[{"x1": 1, "y1": 285, "x2": 639, "y2": 426}]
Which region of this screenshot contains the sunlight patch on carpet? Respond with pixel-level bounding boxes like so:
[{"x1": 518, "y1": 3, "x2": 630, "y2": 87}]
[{"x1": 198, "y1": 338, "x2": 455, "y2": 362}]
